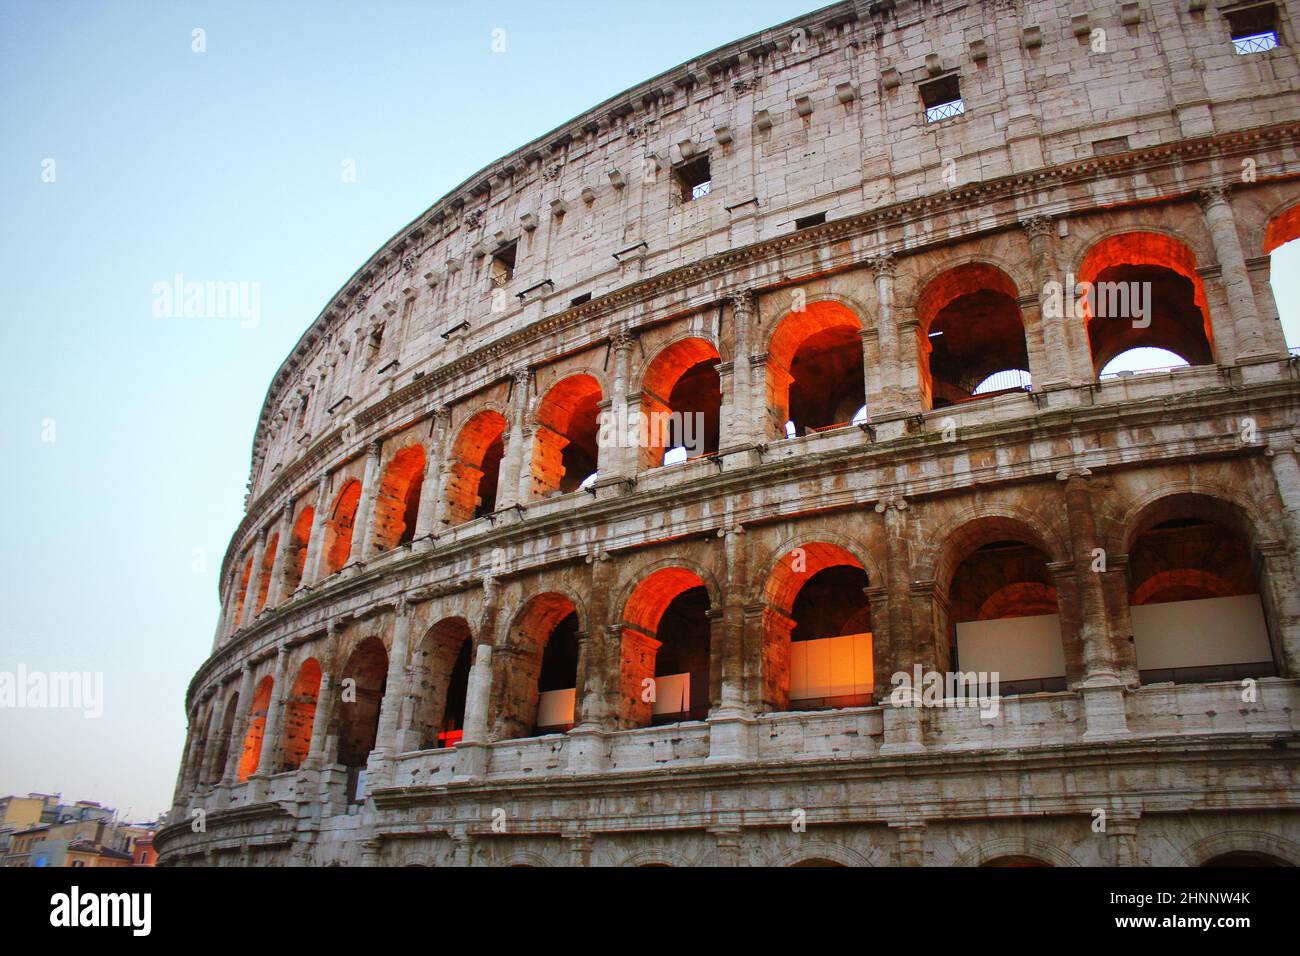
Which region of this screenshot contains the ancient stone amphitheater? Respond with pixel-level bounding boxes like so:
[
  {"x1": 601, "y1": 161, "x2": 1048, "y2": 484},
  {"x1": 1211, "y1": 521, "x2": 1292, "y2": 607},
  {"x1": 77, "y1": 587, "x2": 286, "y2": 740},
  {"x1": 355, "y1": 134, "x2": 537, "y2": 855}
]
[{"x1": 159, "y1": 0, "x2": 1300, "y2": 866}]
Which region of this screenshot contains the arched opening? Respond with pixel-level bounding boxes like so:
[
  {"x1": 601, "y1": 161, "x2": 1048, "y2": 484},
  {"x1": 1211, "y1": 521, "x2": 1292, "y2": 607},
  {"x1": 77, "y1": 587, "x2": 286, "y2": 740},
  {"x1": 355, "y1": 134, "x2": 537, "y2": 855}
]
[
  {"x1": 1127, "y1": 496, "x2": 1276, "y2": 685},
  {"x1": 188, "y1": 713, "x2": 209, "y2": 790},
  {"x1": 494, "y1": 593, "x2": 579, "y2": 740},
  {"x1": 278, "y1": 658, "x2": 320, "y2": 772},
  {"x1": 1078, "y1": 232, "x2": 1214, "y2": 378},
  {"x1": 1201, "y1": 852, "x2": 1291, "y2": 867},
  {"x1": 253, "y1": 532, "x2": 278, "y2": 615},
  {"x1": 410, "y1": 617, "x2": 473, "y2": 750},
  {"x1": 283, "y1": 505, "x2": 314, "y2": 593},
  {"x1": 916, "y1": 263, "x2": 1029, "y2": 410},
  {"x1": 372, "y1": 445, "x2": 425, "y2": 552},
  {"x1": 1264, "y1": 204, "x2": 1300, "y2": 351},
  {"x1": 980, "y1": 855, "x2": 1052, "y2": 867},
  {"x1": 790, "y1": 858, "x2": 847, "y2": 867},
  {"x1": 530, "y1": 375, "x2": 602, "y2": 497},
  {"x1": 766, "y1": 301, "x2": 864, "y2": 438},
  {"x1": 209, "y1": 692, "x2": 239, "y2": 784},
  {"x1": 336, "y1": 636, "x2": 388, "y2": 771},
  {"x1": 620, "y1": 567, "x2": 712, "y2": 727},
  {"x1": 323, "y1": 479, "x2": 362, "y2": 574},
  {"x1": 1097, "y1": 346, "x2": 1191, "y2": 378},
  {"x1": 947, "y1": 531, "x2": 1065, "y2": 696},
  {"x1": 762, "y1": 543, "x2": 873, "y2": 713},
  {"x1": 446, "y1": 410, "x2": 506, "y2": 525},
  {"x1": 638, "y1": 338, "x2": 722, "y2": 469},
  {"x1": 236, "y1": 675, "x2": 274, "y2": 782}
]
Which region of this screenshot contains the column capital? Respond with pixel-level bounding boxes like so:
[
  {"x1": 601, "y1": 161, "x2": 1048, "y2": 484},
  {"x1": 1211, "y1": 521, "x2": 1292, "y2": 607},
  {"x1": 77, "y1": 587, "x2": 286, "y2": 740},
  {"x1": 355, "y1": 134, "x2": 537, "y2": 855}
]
[
  {"x1": 1019, "y1": 214, "x2": 1055, "y2": 239},
  {"x1": 366, "y1": 438, "x2": 382, "y2": 459},
  {"x1": 432, "y1": 404, "x2": 452, "y2": 425},
  {"x1": 868, "y1": 251, "x2": 898, "y2": 279},
  {"x1": 610, "y1": 327, "x2": 636, "y2": 352},
  {"x1": 1196, "y1": 183, "x2": 1233, "y2": 211},
  {"x1": 727, "y1": 288, "x2": 756, "y2": 317}
]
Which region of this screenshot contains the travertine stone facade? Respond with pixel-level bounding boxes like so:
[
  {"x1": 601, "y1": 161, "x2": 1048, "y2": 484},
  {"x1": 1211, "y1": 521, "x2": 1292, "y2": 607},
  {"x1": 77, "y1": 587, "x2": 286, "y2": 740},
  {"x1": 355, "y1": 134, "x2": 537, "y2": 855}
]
[{"x1": 160, "y1": 0, "x2": 1300, "y2": 867}]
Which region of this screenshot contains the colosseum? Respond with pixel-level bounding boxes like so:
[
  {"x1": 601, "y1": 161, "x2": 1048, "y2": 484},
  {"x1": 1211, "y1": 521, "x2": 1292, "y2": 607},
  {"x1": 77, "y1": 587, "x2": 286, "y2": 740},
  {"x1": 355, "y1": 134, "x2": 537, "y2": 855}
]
[{"x1": 158, "y1": 0, "x2": 1300, "y2": 867}]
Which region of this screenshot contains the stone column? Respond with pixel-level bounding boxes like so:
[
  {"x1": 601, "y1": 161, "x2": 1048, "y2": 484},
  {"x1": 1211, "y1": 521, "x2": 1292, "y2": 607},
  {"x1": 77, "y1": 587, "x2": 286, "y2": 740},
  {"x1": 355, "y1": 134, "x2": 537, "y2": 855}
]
[
  {"x1": 1107, "y1": 809, "x2": 1142, "y2": 866},
  {"x1": 221, "y1": 665, "x2": 256, "y2": 785},
  {"x1": 254, "y1": 649, "x2": 290, "y2": 778},
  {"x1": 1020, "y1": 215, "x2": 1076, "y2": 387},
  {"x1": 1199, "y1": 186, "x2": 1275, "y2": 362},
  {"x1": 565, "y1": 833, "x2": 593, "y2": 867},
  {"x1": 1061, "y1": 472, "x2": 1121, "y2": 682},
  {"x1": 878, "y1": 497, "x2": 924, "y2": 754},
  {"x1": 199, "y1": 691, "x2": 227, "y2": 786},
  {"x1": 171, "y1": 707, "x2": 199, "y2": 809},
  {"x1": 373, "y1": 598, "x2": 413, "y2": 757},
  {"x1": 716, "y1": 525, "x2": 748, "y2": 715},
  {"x1": 601, "y1": 329, "x2": 637, "y2": 484},
  {"x1": 868, "y1": 253, "x2": 901, "y2": 414},
  {"x1": 711, "y1": 827, "x2": 742, "y2": 866},
  {"x1": 1268, "y1": 443, "x2": 1300, "y2": 569},
  {"x1": 891, "y1": 821, "x2": 927, "y2": 866},
  {"x1": 304, "y1": 472, "x2": 332, "y2": 587},
  {"x1": 352, "y1": 439, "x2": 384, "y2": 563},
  {"x1": 894, "y1": 311, "x2": 926, "y2": 413},
  {"x1": 266, "y1": 500, "x2": 295, "y2": 608},
  {"x1": 413, "y1": 406, "x2": 451, "y2": 544},
  {"x1": 240, "y1": 528, "x2": 268, "y2": 629},
  {"x1": 575, "y1": 548, "x2": 616, "y2": 731},
  {"x1": 454, "y1": 643, "x2": 494, "y2": 780},
  {"x1": 497, "y1": 368, "x2": 532, "y2": 510},
  {"x1": 303, "y1": 664, "x2": 334, "y2": 771},
  {"x1": 725, "y1": 290, "x2": 756, "y2": 446}
]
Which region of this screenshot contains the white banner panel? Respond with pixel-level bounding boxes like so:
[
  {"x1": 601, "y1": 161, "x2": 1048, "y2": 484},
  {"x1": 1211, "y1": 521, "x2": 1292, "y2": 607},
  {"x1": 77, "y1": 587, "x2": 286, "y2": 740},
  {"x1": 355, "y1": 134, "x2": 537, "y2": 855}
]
[
  {"x1": 790, "y1": 633, "x2": 872, "y2": 701},
  {"x1": 536, "y1": 688, "x2": 575, "y2": 729},
  {"x1": 652, "y1": 672, "x2": 691, "y2": 715},
  {"x1": 1131, "y1": 594, "x2": 1272, "y2": 670},
  {"x1": 955, "y1": 614, "x2": 1065, "y2": 682}
]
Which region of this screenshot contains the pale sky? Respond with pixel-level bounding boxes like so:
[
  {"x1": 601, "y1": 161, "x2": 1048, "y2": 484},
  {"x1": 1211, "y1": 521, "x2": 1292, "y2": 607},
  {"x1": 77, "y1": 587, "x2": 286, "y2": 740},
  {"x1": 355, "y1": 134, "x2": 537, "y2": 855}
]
[{"x1": 1, "y1": 1, "x2": 1296, "y2": 821}]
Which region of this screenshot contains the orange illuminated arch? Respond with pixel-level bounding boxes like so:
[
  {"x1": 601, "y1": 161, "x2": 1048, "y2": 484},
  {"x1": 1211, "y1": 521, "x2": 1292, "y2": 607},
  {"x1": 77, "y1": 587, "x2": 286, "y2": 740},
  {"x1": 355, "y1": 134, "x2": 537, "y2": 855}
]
[
  {"x1": 285, "y1": 505, "x2": 314, "y2": 592},
  {"x1": 529, "y1": 374, "x2": 602, "y2": 498},
  {"x1": 447, "y1": 410, "x2": 507, "y2": 525},
  {"x1": 323, "y1": 479, "x2": 362, "y2": 574},
  {"x1": 765, "y1": 300, "x2": 864, "y2": 436},
  {"x1": 279, "y1": 658, "x2": 321, "y2": 772},
  {"x1": 620, "y1": 567, "x2": 712, "y2": 726},
  {"x1": 761, "y1": 542, "x2": 872, "y2": 713},
  {"x1": 1077, "y1": 231, "x2": 1214, "y2": 374},
  {"x1": 237, "y1": 675, "x2": 275, "y2": 782},
  {"x1": 372, "y1": 444, "x2": 426, "y2": 553},
  {"x1": 410, "y1": 617, "x2": 474, "y2": 749},
  {"x1": 638, "y1": 338, "x2": 722, "y2": 468},
  {"x1": 495, "y1": 592, "x2": 581, "y2": 739},
  {"x1": 1263, "y1": 203, "x2": 1300, "y2": 254},
  {"x1": 915, "y1": 262, "x2": 1027, "y2": 409},
  {"x1": 335, "y1": 636, "x2": 388, "y2": 768}
]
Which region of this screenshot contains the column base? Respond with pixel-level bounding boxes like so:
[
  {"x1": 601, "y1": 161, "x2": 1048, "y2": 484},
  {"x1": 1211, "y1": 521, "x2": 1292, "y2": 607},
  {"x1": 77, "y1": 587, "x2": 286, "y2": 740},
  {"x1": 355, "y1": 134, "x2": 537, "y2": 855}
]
[
  {"x1": 1079, "y1": 677, "x2": 1131, "y2": 741},
  {"x1": 880, "y1": 704, "x2": 926, "y2": 754},
  {"x1": 706, "y1": 710, "x2": 756, "y2": 762},
  {"x1": 451, "y1": 741, "x2": 489, "y2": 782},
  {"x1": 566, "y1": 726, "x2": 610, "y2": 774}
]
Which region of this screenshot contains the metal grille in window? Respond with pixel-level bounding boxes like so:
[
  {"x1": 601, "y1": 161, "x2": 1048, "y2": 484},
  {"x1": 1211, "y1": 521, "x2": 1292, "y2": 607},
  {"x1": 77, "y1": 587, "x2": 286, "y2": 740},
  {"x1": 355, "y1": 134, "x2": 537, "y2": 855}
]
[
  {"x1": 690, "y1": 179, "x2": 712, "y2": 200},
  {"x1": 925, "y1": 99, "x2": 965, "y2": 123},
  {"x1": 1232, "y1": 31, "x2": 1278, "y2": 53}
]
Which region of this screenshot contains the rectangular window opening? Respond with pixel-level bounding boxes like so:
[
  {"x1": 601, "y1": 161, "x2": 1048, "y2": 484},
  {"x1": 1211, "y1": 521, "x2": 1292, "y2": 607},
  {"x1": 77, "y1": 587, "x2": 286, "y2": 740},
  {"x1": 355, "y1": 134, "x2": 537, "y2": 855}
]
[
  {"x1": 490, "y1": 241, "x2": 517, "y2": 285},
  {"x1": 1227, "y1": 5, "x2": 1280, "y2": 53},
  {"x1": 795, "y1": 212, "x2": 827, "y2": 230},
  {"x1": 570, "y1": 293, "x2": 592, "y2": 307},
  {"x1": 674, "y1": 155, "x2": 712, "y2": 202},
  {"x1": 920, "y1": 74, "x2": 964, "y2": 124}
]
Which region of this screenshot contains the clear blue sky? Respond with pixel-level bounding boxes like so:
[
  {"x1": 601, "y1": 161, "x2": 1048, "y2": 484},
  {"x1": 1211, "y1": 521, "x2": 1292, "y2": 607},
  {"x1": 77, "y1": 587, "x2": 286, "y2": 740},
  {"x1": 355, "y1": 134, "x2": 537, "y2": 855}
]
[{"x1": 1, "y1": 1, "x2": 1296, "y2": 821}]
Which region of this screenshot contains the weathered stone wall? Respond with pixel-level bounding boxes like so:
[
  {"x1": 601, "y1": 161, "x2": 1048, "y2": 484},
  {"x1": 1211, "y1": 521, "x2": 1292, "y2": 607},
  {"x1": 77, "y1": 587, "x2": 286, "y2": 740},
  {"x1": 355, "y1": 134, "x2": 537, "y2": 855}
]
[{"x1": 162, "y1": 0, "x2": 1300, "y2": 866}]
